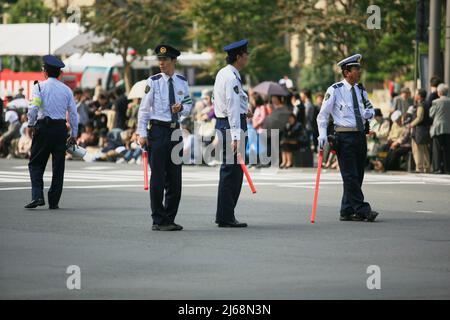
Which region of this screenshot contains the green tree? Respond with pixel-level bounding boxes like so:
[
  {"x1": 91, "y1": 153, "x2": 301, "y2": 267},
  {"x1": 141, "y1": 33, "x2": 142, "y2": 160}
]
[
  {"x1": 2, "y1": 0, "x2": 51, "y2": 72},
  {"x1": 183, "y1": 0, "x2": 290, "y2": 84},
  {"x1": 283, "y1": 0, "x2": 416, "y2": 84},
  {"x1": 83, "y1": 0, "x2": 179, "y2": 92},
  {"x1": 7, "y1": 0, "x2": 50, "y2": 23}
]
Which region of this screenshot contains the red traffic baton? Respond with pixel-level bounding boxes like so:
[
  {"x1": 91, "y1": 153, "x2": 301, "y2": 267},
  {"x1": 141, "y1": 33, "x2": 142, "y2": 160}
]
[
  {"x1": 142, "y1": 150, "x2": 149, "y2": 191},
  {"x1": 311, "y1": 150, "x2": 324, "y2": 224},
  {"x1": 237, "y1": 153, "x2": 256, "y2": 194}
]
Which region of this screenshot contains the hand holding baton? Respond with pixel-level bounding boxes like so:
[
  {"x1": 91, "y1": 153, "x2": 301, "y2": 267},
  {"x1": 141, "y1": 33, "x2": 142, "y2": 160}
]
[
  {"x1": 138, "y1": 138, "x2": 149, "y2": 191},
  {"x1": 237, "y1": 153, "x2": 256, "y2": 194},
  {"x1": 142, "y1": 148, "x2": 149, "y2": 191}
]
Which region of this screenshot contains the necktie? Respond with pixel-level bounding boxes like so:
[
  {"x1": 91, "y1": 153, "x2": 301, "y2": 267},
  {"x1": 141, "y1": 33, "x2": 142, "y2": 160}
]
[
  {"x1": 168, "y1": 77, "x2": 178, "y2": 123},
  {"x1": 351, "y1": 86, "x2": 364, "y2": 132}
]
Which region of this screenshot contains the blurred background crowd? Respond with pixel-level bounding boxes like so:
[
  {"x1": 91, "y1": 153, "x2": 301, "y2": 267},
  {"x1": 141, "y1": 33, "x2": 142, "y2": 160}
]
[{"x1": 1, "y1": 74, "x2": 449, "y2": 174}]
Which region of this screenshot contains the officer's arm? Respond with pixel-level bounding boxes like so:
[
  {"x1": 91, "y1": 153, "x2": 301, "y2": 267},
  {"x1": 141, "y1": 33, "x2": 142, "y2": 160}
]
[
  {"x1": 316, "y1": 87, "x2": 335, "y2": 137},
  {"x1": 137, "y1": 81, "x2": 154, "y2": 138},
  {"x1": 362, "y1": 90, "x2": 375, "y2": 119},
  {"x1": 179, "y1": 83, "x2": 193, "y2": 117},
  {"x1": 226, "y1": 78, "x2": 241, "y2": 141},
  {"x1": 67, "y1": 93, "x2": 79, "y2": 137},
  {"x1": 27, "y1": 84, "x2": 41, "y2": 127}
]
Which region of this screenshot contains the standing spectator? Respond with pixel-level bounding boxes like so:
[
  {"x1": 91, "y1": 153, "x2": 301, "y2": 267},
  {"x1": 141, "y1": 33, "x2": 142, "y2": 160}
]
[
  {"x1": 425, "y1": 76, "x2": 442, "y2": 109},
  {"x1": 0, "y1": 97, "x2": 4, "y2": 132},
  {"x1": 300, "y1": 89, "x2": 314, "y2": 149},
  {"x1": 311, "y1": 92, "x2": 323, "y2": 152},
  {"x1": 113, "y1": 87, "x2": 129, "y2": 130},
  {"x1": 392, "y1": 87, "x2": 413, "y2": 115},
  {"x1": 429, "y1": 84, "x2": 450, "y2": 174},
  {"x1": 409, "y1": 89, "x2": 431, "y2": 173},
  {"x1": 126, "y1": 98, "x2": 141, "y2": 130},
  {"x1": 93, "y1": 78, "x2": 104, "y2": 101},
  {"x1": 264, "y1": 95, "x2": 291, "y2": 131},
  {"x1": 279, "y1": 75, "x2": 294, "y2": 90},
  {"x1": 14, "y1": 87, "x2": 25, "y2": 99},
  {"x1": 0, "y1": 110, "x2": 21, "y2": 157},
  {"x1": 291, "y1": 92, "x2": 305, "y2": 126},
  {"x1": 74, "y1": 88, "x2": 90, "y2": 135},
  {"x1": 251, "y1": 93, "x2": 268, "y2": 165},
  {"x1": 280, "y1": 114, "x2": 303, "y2": 169}
]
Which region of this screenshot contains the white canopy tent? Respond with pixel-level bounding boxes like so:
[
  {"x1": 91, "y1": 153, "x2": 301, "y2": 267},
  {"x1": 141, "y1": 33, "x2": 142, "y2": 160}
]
[{"x1": 0, "y1": 23, "x2": 96, "y2": 56}]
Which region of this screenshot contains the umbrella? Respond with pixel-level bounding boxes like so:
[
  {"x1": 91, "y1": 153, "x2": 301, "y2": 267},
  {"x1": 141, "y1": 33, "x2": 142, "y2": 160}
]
[
  {"x1": 7, "y1": 98, "x2": 30, "y2": 109},
  {"x1": 252, "y1": 81, "x2": 289, "y2": 96},
  {"x1": 127, "y1": 80, "x2": 147, "y2": 99}
]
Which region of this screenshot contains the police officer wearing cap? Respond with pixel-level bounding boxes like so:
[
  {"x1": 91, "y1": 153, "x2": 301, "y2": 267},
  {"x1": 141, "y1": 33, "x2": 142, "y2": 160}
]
[
  {"x1": 213, "y1": 39, "x2": 252, "y2": 228},
  {"x1": 316, "y1": 54, "x2": 379, "y2": 222},
  {"x1": 25, "y1": 55, "x2": 78, "y2": 209},
  {"x1": 137, "y1": 44, "x2": 193, "y2": 231}
]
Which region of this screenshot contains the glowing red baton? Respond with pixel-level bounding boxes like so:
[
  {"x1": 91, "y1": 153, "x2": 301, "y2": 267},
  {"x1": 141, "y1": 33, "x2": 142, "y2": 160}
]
[
  {"x1": 311, "y1": 150, "x2": 324, "y2": 224},
  {"x1": 142, "y1": 150, "x2": 149, "y2": 191},
  {"x1": 237, "y1": 153, "x2": 256, "y2": 194}
]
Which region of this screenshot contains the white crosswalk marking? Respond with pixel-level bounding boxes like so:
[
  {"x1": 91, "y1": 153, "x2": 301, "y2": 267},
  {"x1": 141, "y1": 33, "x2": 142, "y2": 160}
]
[{"x1": 1, "y1": 165, "x2": 450, "y2": 191}]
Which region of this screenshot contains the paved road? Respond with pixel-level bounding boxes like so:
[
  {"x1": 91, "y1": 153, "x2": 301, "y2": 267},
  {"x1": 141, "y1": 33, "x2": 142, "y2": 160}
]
[{"x1": 1, "y1": 159, "x2": 449, "y2": 299}]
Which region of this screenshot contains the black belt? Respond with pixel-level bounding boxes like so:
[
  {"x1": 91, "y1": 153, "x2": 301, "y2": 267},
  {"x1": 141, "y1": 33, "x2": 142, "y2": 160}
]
[
  {"x1": 216, "y1": 114, "x2": 247, "y2": 120},
  {"x1": 37, "y1": 117, "x2": 66, "y2": 126},
  {"x1": 149, "y1": 119, "x2": 179, "y2": 129}
]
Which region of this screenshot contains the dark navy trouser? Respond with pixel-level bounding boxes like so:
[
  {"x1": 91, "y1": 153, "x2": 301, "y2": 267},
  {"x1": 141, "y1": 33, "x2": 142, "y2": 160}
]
[
  {"x1": 215, "y1": 116, "x2": 248, "y2": 224},
  {"x1": 335, "y1": 131, "x2": 371, "y2": 216},
  {"x1": 28, "y1": 121, "x2": 67, "y2": 206},
  {"x1": 147, "y1": 124, "x2": 182, "y2": 225}
]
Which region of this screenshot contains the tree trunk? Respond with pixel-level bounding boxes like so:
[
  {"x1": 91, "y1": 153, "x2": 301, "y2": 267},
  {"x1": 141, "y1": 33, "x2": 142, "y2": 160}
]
[{"x1": 122, "y1": 54, "x2": 132, "y2": 95}]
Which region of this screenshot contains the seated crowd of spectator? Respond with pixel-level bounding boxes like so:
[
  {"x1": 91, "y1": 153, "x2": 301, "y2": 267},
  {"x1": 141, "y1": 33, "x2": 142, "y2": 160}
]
[{"x1": 0, "y1": 75, "x2": 449, "y2": 174}]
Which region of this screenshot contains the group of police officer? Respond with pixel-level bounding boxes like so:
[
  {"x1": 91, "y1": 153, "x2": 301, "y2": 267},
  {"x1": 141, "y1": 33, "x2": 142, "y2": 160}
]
[{"x1": 24, "y1": 40, "x2": 379, "y2": 228}]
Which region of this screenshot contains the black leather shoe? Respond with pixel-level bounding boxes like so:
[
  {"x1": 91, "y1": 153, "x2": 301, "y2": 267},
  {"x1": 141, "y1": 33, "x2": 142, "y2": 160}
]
[
  {"x1": 171, "y1": 223, "x2": 183, "y2": 231},
  {"x1": 24, "y1": 198, "x2": 45, "y2": 209},
  {"x1": 152, "y1": 224, "x2": 160, "y2": 231},
  {"x1": 49, "y1": 205, "x2": 59, "y2": 210},
  {"x1": 158, "y1": 224, "x2": 181, "y2": 231},
  {"x1": 339, "y1": 214, "x2": 353, "y2": 221},
  {"x1": 364, "y1": 211, "x2": 379, "y2": 222},
  {"x1": 218, "y1": 220, "x2": 248, "y2": 228}
]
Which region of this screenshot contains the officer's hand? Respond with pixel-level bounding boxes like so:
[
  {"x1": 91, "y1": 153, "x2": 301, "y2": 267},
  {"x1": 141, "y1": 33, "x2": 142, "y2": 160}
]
[
  {"x1": 363, "y1": 109, "x2": 373, "y2": 120},
  {"x1": 231, "y1": 140, "x2": 239, "y2": 154},
  {"x1": 67, "y1": 136, "x2": 76, "y2": 146},
  {"x1": 138, "y1": 137, "x2": 147, "y2": 148},
  {"x1": 318, "y1": 136, "x2": 327, "y2": 150},
  {"x1": 171, "y1": 103, "x2": 182, "y2": 113},
  {"x1": 246, "y1": 109, "x2": 253, "y2": 119}
]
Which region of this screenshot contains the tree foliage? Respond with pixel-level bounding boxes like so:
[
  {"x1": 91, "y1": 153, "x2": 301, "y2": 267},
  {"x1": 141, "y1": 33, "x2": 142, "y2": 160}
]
[
  {"x1": 83, "y1": 0, "x2": 180, "y2": 92},
  {"x1": 183, "y1": 0, "x2": 291, "y2": 84}
]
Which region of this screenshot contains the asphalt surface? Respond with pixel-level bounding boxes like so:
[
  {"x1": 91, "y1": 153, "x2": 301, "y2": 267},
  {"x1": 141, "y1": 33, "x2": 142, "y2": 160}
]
[{"x1": 1, "y1": 158, "x2": 449, "y2": 299}]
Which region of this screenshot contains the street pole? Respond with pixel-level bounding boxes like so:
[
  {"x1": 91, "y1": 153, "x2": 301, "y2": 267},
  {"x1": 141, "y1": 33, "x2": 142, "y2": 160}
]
[
  {"x1": 445, "y1": 0, "x2": 450, "y2": 85},
  {"x1": 429, "y1": 0, "x2": 442, "y2": 91},
  {"x1": 48, "y1": 16, "x2": 51, "y2": 55}
]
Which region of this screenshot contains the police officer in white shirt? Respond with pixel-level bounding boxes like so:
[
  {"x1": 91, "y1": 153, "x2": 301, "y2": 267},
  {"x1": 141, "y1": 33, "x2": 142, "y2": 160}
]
[
  {"x1": 137, "y1": 44, "x2": 193, "y2": 231},
  {"x1": 25, "y1": 55, "x2": 78, "y2": 210},
  {"x1": 316, "y1": 54, "x2": 379, "y2": 222},
  {"x1": 213, "y1": 39, "x2": 253, "y2": 228}
]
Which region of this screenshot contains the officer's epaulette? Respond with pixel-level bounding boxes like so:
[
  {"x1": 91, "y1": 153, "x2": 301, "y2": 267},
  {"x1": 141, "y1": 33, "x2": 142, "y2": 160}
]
[
  {"x1": 176, "y1": 74, "x2": 187, "y2": 81},
  {"x1": 332, "y1": 82, "x2": 344, "y2": 89},
  {"x1": 357, "y1": 83, "x2": 365, "y2": 90},
  {"x1": 151, "y1": 74, "x2": 162, "y2": 81}
]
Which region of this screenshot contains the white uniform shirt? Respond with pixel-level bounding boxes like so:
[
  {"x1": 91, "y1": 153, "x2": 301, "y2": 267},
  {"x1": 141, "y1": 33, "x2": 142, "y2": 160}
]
[
  {"x1": 213, "y1": 64, "x2": 248, "y2": 140},
  {"x1": 316, "y1": 79, "x2": 374, "y2": 137},
  {"x1": 137, "y1": 72, "x2": 193, "y2": 137},
  {"x1": 27, "y1": 77, "x2": 78, "y2": 137}
]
